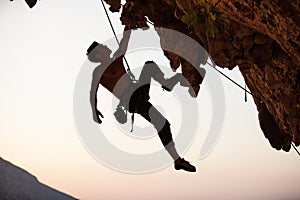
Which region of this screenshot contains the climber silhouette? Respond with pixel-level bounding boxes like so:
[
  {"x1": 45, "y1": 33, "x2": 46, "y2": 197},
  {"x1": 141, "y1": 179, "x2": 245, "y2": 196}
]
[{"x1": 87, "y1": 25, "x2": 196, "y2": 172}]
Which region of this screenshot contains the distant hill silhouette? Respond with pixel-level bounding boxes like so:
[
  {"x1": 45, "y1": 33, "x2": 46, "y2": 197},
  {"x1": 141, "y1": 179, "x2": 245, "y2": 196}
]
[{"x1": 0, "y1": 157, "x2": 78, "y2": 200}]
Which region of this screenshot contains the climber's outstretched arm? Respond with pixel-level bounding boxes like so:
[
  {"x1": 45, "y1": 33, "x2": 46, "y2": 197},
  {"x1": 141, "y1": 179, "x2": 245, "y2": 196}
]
[{"x1": 90, "y1": 68, "x2": 104, "y2": 124}]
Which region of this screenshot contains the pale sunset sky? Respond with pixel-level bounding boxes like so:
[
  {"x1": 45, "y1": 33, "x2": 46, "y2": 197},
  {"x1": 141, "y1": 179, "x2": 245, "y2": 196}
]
[{"x1": 0, "y1": 1, "x2": 299, "y2": 200}]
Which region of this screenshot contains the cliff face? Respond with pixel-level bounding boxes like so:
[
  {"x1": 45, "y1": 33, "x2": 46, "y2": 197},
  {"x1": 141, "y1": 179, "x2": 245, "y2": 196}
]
[
  {"x1": 0, "y1": 157, "x2": 77, "y2": 200},
  {"x1": 105, "y1": 0, "x2": 300, "y2": 151}
]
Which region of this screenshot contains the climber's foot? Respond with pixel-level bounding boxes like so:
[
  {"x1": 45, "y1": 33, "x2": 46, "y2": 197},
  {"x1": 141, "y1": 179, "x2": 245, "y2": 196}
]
[
  {"x1": 188, "y1": 84, "x2": 199, "y2": 97},
  {"x1": 174, "y1": 158, "x2": 196, "y2": 172},
  {"x1": 161, "y1": 73, "x2": 182, "y2": 92}
]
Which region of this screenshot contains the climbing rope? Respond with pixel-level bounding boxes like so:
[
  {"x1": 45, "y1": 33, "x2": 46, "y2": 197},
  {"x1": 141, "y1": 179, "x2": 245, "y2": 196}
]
[
  {"x1": 100, "y1": 0, "x2": 120, "y2": 46},
  {"x1": 207, "y1": 60, "x2": 262, "y2": 102},
  {"x1": 100, "y1": 0, "x2": 136, "y2": 81}
]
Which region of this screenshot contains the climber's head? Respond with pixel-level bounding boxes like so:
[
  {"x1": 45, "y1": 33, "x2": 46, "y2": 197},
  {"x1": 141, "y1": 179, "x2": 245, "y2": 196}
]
[{"x1": 87, "y1": 41, "x2": 112, "y2": 63}]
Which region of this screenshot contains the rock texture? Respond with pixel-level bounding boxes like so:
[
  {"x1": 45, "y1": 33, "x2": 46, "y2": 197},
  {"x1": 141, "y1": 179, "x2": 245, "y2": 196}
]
[
  {"x1": 104, "y1": 0, "x2": 300, "y2": 151},
  {"x1": 0, "y1": 157, "x2": 77, "y2": 200}
]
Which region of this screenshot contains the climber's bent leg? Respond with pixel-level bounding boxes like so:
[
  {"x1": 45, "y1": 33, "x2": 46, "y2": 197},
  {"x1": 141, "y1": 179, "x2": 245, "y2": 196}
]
[
  {"x1": 137, "y1": 61, "x2": 163, "y2": 97},
  {"x1": 139, "y1": 61, "x2": 182, "y2": 92}
]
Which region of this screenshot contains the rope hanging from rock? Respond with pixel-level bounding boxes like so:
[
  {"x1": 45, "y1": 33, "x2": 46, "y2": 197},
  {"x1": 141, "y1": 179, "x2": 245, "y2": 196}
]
[
  {"x1": 208, "y1": 61, "x2": 262, "y2": 102},
  {"x1": 208, "y1": 61, "x2": 299, "y2": 156},
  {"x1": 100, "y1": 0, "x2": 136, "y2": 82}
]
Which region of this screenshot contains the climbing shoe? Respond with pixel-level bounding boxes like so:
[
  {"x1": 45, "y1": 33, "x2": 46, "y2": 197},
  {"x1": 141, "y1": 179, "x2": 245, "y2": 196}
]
[
  {"x1": 174, "y1": 158, "x2": 196, "y2": 172},
  {"x1": 161, "y1": 73, "x2": 182, "y2": 92}
]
